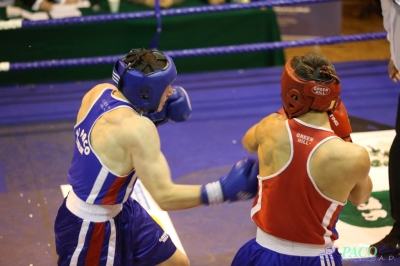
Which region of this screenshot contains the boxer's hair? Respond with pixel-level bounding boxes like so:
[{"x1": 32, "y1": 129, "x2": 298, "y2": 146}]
[
  {"x1": 291, "y1": 53, "x2": 339, "y2": 84},
  {"x1": 122, "y1": 49, "x2": 168, "y2": 75}
]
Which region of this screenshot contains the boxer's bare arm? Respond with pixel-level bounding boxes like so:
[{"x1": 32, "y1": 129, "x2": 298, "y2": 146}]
[
  {"x1": 345, "y1": 144, "x2": 373, "y2": 206},
  {"x1": 128, "y1": 116, "x2": 202, "y2": 211}
]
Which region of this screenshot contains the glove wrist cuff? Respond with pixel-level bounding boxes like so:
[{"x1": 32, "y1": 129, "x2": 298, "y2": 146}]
[{"x1": 201, "y1": 181, "x2": 224, "y2": 205}]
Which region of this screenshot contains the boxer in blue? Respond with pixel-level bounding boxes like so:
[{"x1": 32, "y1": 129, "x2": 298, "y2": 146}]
[{"x1": 54, "y1": 48, "x2": 258, "y2": 266}]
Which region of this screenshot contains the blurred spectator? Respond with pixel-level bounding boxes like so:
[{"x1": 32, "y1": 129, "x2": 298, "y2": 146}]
[
  {"x1": 207, "y1": 0, "x2": 225, "y2": 4},
  {"x1": 0, "y1": 0, "x2": 15, "y2": 8},
  {"x1": 21, "y1": 0, "x2": 79, "y2": 12},
  {"x1": 129, "y1": 0, "x2": 183, "y2": 9},
  {"x1": 129, "y1": 0, "x2": 227, "y2": 9}
]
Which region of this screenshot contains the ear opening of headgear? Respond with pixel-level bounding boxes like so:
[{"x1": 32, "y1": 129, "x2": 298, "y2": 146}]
[
  {"x1": 280, "y1": 58, "x2": 341, "y2": 118},
  {"x1": 111, "y1": 48, "x2": 177, "y2": 113}
]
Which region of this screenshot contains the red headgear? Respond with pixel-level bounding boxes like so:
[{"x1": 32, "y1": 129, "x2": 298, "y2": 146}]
[{"x1": 281, "y1": 59, "x2": 341, "y2": 118}]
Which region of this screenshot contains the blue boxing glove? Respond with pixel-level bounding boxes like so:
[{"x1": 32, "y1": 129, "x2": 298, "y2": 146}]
[
  {"x1": 201, "y1": 157, "x2": 259, "y2": 205},
  {"x1": 144, "y1": 86, "x2": 192, "y2": 127}
]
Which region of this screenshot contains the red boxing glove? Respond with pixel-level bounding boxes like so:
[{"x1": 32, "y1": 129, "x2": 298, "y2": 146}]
[{"x1": 328, "y1": 101, "x2": 353, "y2": 142}]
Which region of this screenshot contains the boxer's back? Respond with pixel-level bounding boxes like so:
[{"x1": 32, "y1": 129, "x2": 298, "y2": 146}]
[
  {"x1": 76, "y1": 83, "x2": 140, "y2": 176},
  {"x1": 256, "y1": 112, "x2": 370, "y2": 204}
]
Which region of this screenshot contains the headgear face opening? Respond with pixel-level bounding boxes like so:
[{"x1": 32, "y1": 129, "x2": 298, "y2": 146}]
[
  {"x1": 281, "y1": 59, "x2": 341, "y2": 118},
  {"x1": 111, "y1": 49, "x2": 177, "y2": 113}
]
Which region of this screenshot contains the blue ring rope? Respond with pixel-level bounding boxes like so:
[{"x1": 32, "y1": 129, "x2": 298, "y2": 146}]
[{"x1": 6, "y1": 31, "x2": 386, "y2": 71}]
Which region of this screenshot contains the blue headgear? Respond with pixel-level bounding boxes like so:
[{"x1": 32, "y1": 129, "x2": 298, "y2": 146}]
[{"x1": 112, "y1": 49, "x2": 177, "y2": 113}]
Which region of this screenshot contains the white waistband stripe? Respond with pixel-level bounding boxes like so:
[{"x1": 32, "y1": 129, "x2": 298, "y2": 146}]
[
  {"x1": 67, "y1": 189, "x2": 122, "y2": 222},
  {"x1": 255, "y1": 228, "x2": 336, "y2": 257}
]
